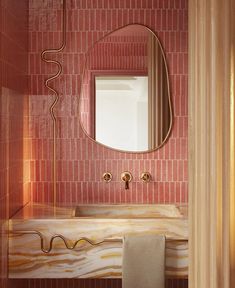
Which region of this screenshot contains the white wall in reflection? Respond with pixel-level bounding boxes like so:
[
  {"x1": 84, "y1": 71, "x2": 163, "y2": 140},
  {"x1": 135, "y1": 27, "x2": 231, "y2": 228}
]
[{"x1": 95, "y1": 76, "x2": 148, "y2": 151}]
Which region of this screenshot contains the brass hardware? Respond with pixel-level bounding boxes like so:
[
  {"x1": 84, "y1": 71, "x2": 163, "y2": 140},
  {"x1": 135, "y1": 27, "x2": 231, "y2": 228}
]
[
  {"x1": 41, "y1": 0, "x2": 66, "y2": 212},
  {"x1": 10, "y1": 231, "x2": 121, "y2": 254},
  {"x1": 102, "y1": 172, "x2": 112, "y2": 182},
  {"x1": 10, "y1": 230, "x2": 188, "y2": 254},
  {"x1": 141, "y1": 172, "x2": 151, "y2": 182},
  {"x1": 121, "y1": 171, "x2": 132, "y2": 189}
]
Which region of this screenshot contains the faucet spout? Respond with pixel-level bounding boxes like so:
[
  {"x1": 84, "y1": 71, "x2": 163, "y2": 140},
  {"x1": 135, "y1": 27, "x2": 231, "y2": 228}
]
[{"x1": 121, "y1": 171, "x2": 132, "y2": 190}]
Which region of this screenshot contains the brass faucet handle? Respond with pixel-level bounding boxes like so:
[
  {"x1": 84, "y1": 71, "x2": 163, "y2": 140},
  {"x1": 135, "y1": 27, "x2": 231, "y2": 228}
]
[
  {"x1": 121, "y1": 171, "x2": 132, "y2": 182},
  {"x1": 121, "y1": 171, "x2": 132, "y2": 189},
  {"x1": 140, "y1": 172, "x2": 151, "y2": 182},
  {"x1": 102, "y1": 172, "x2": 112, "y2": 182}
]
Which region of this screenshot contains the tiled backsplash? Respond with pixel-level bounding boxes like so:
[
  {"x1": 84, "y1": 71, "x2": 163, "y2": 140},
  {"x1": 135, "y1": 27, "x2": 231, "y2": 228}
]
[{"x1": 29, "y1": 0, "x2": 188, "y2": 206}]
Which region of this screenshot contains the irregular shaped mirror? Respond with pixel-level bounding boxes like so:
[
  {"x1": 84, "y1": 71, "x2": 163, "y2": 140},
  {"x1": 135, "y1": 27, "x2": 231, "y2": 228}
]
[{"x1": 79, "y1": 24, "x2": 172, "y2": 152}]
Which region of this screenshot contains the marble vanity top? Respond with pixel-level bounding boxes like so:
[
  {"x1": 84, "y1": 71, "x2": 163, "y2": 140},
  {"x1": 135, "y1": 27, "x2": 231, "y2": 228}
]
[{"x1": 9, "y1": 203, "x2": 188, "y2": 279}]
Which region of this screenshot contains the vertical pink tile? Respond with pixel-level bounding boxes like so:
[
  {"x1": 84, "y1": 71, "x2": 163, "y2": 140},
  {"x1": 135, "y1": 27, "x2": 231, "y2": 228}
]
[{"x1": 25, "y1": 1, "x2": 189, "y2": 286}]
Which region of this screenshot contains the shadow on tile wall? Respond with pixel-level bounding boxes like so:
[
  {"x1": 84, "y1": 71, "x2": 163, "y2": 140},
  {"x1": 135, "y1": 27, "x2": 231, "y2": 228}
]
[{"x1": 0, "y1": 0, "x2": 29, "y2": 287}]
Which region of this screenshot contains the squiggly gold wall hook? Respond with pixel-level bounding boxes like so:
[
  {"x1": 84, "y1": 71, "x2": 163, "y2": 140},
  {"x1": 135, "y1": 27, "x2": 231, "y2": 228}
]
[{"x1": 41, "y1": 0, "x2": 66, "y2": 211}]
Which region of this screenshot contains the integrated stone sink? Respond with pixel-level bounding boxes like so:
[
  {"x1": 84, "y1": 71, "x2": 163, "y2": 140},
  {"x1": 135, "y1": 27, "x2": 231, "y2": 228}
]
[
  {"x1": 74, "y1": 204, "x2": 183, "y2": 219},
  {"x1": 9, "y1": 203, "x2": 188, "y2": 279}
]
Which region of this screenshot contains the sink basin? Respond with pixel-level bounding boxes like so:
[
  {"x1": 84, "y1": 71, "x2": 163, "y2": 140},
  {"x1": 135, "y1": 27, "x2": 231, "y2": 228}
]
[{"x1": 74, "y1": 204, "x2": 183, "y2": 218}]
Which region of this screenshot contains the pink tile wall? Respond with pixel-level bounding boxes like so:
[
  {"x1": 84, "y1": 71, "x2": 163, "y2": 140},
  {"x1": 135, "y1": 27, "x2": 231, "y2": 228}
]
[
  {"x1": 29, "y1": 0, "x2": 188, "y2": 206},
  {"x1": 24, "y1": 0, "x2": 188, "y2": 287},
  {"x1": 0, "y1": 0, "x2": 29, "y2": 287}
]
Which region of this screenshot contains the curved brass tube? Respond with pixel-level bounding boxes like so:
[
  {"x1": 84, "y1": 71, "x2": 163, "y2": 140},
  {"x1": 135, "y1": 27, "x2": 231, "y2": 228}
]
[
  {"x1": 10, "y1": 230, "x2": 188, "y2": 254},
  {"x1": 41, "y1": 0, "x2": 66, "y2": 210},
  {"x1": 11, "y1": 230, "x2": 122, "y2": 254}
]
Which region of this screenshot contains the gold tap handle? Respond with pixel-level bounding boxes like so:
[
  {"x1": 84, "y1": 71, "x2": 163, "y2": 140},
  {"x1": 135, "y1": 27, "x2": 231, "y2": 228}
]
[
  {"x1": 121, "y1": 172, "x2": 132, "y2": 189},
  {"x1": 102, "y1": 172, "x2": 112, "y2": 182},
  {"x1": 140, "y1": 172, "x2": 151, "y2": 182}
]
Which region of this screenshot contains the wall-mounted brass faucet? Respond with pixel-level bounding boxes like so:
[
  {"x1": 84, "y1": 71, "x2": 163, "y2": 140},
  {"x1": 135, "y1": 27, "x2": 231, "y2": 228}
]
[{"x1": 121, "y1": 171, "x2": 132, "y2": 189}]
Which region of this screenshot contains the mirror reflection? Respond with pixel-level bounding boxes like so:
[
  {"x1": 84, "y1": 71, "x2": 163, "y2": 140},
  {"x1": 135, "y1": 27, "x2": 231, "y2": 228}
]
[{"x1": 80, "y1": 24, "x2": 172, "y2": 152}]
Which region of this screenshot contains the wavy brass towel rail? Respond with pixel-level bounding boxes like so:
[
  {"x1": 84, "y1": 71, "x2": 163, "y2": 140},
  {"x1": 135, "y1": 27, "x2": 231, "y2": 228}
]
[
  {"x1": 41, "y1": 0, "x2": 66, "y2": 211},
  {"x1": 11, "y1": 231, "x2": 188, "y2": 254},
  {"x1": 11, "y1": 230, "x2": 122, "y2": 254}
]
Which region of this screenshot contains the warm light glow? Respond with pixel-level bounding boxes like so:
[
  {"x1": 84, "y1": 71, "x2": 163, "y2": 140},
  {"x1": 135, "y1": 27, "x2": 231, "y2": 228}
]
[
  {"x1": 230, "y1": 41, "x2": 235, "y2": 279},
  {"x1": 23, "y1": 95, "x2": 30, "y2": 204}
]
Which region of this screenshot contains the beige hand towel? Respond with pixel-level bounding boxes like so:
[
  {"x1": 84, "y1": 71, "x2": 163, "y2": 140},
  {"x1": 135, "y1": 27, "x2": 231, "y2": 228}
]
[{"x1": 122, "y1": 234, "x2": 165, "y2": 288}]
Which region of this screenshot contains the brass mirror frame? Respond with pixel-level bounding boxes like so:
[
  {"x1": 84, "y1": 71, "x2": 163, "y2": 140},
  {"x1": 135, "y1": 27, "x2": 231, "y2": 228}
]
[{"x1": 78, "y1": 23, "x2": 173, "y2": 154}]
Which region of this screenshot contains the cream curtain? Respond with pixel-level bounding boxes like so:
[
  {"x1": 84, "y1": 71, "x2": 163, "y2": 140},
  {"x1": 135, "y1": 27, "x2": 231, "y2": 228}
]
[{"x1": 189, "y1": 0, "x2": 235, "y2": 287}]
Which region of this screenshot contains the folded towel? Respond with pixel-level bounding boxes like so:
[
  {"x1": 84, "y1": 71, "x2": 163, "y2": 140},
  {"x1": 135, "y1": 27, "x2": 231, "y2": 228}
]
[{"x1": 122, "y1": 234, "x2": 165, "y2": 288}]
